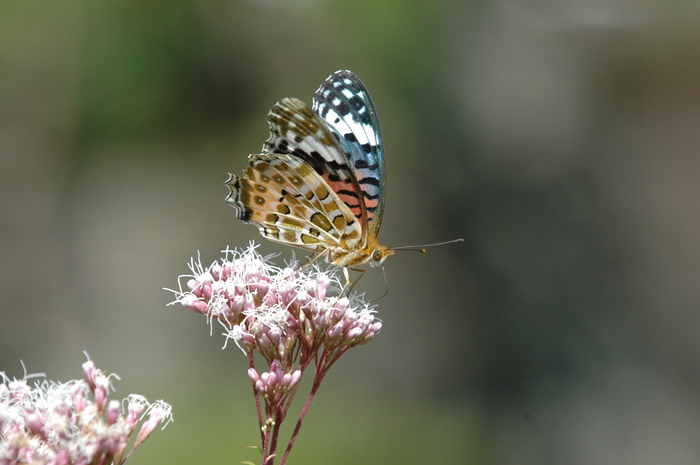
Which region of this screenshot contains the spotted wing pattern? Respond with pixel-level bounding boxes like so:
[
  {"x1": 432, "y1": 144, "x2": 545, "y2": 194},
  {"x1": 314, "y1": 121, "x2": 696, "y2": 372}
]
[
  {"x1": 227, "y1": 153, "x2": 361, "y2": 250},
  {"x1": 226, "y1": 70, "x2": 393, "y2": 270},
  {"x1": 312, "y1": 70, "x2": 386, "y2": 239},
  {"x1": 263, "y1": 97, "x2": 369, "y2": 234}
]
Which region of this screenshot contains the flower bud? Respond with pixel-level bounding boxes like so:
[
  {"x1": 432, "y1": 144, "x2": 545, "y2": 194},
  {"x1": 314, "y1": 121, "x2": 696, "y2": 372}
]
[
  {"x1": 72, "y1": 387, "x2": 86, "y2": 413},
  {"x1": 133, "y1": 402, "x2": 172, "y2": 448},
  {"x1": 201, "y1": 280, "x2": 213, "y2": 300},
  {"x1": 25, "y1": 411, "x2": 44, "y2": 436},
  {"x1": 53, "y1": 447, "x2": 70, "y2": 465},
  {"x1": 290, "y1": 370, "x2": 301, "y2": 387},
  {"x1": 127, "y1": 396, "x2": 147, "y2": 428},
  {"x1": 327, "y1": 322, "x2": 344, "y2": 340},
  {"x1": 343, "y1": 327, "x2": 364, "y2": 345},
  {"x1": 255, "y1": 380, "x2": 265, "y2": 393},
  {"x1": 220, "y1": 262, "x2": 232, "y2": 280},
  {"x1": 247, "y1": 368, "x2": 260, "y2": 384},
  {"x1": 104, "y1": 435, "x2": 120, "y2": 455},
  {"x1": 187, "y1": 278, "x2": 200, "y2": 293},
  {"x1": 94, "y1": 384, "x2": 108, "y2": 413},
  {"x1": 106, "y1": 400, "x2": 121, "y2": 425},
  {"x1": 262, "y1": 290, "x2": 278, "y2": 307},
  {"x1": 253, "y1": 279, "x2": 269, "y2": 298},
  {"x1": 268, "y1": 326, "x2": 282, "y2": 346},
  {"x1": 231, "y1": 294, "x2": 245, "y2": 314},
  {"x1": 281, "y1": 373, "x2": 292, "y2": 387},
  {"x1": 266, "y1": 371, "x2": 278, "y2": 388},
  {"x1": 231, "y1": 326, "x2": 256, "y2": 349},
  {"x1": 315, "y1": 277, "x2": 329, "y2": 300},
  {"x1": 185, "y1": 297, "x2": 208, "y2": 314},
  {"x1": 82, "y1": 360, "x2": 97, "y2": 389}
]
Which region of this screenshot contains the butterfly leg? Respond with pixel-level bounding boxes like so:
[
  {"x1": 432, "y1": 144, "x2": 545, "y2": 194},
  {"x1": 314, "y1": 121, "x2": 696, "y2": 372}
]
[
  {"x1": 341, "y1": 267, "x2": 366, "y2": 296},
  {"x1": 298, "y1": 249, "x2": 328, "y2": 272},
  {"x1": 342, "y1": 266, "x2": 390, "y2": 300}
]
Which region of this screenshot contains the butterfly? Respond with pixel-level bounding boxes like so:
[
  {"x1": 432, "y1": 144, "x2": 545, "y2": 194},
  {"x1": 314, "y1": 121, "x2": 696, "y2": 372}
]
[{"x1": 225, "y1": 70, "x2": 394, "y2": 285}]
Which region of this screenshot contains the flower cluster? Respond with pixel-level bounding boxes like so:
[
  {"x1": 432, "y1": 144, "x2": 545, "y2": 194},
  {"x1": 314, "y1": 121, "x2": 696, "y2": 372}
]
[
  {"x1": 0, "y1": 358, "x2": 172, "y2": 465},
  {"x1": 169, "y1": 244, "x2": 382, "y2": 464},
  {"x1": 171, "y1": 245, "x2": 381, "y2": 370}
]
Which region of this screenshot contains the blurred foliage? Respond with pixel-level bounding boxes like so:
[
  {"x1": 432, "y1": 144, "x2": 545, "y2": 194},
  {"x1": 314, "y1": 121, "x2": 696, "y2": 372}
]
[
  {"x1": 4, "y1": 0, "x2": 700, "y2": 463},
  {"x1": 78, "y1": 1, "x2": 268, "y2": 147}
]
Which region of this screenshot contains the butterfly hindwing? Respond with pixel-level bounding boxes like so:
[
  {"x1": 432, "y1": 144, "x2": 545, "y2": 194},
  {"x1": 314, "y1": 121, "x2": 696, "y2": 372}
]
[
  {"x1": 226, "y1": 154, "x2": 362, "y2": 251},
  {"x1": 312, "y1": 70, "x2": 386, "y2": 239},
  {"x1": 263, "y1": 97, "x2": 368, "y2": 234}
]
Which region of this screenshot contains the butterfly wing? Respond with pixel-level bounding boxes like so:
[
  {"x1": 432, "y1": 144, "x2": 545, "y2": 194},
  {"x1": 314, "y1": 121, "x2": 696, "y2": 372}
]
[
  {"x1": 263, "y1": 97, "x2": 370, "y2": 241},
  {"x1": 312, "y1": 70, "x2": 386, "y2": 240},
  {"x1": 227, "y1": 97, "x2": 364, "y2": 253},
  {"x1": 226, "y1": 153, "x2": 362, "y2": 251}
]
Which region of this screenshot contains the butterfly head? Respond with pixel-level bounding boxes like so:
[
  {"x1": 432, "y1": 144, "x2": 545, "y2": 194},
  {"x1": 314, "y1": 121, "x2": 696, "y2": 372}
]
[{"x1": 368, "y1": 245, "x2": 395, "y2": 267}]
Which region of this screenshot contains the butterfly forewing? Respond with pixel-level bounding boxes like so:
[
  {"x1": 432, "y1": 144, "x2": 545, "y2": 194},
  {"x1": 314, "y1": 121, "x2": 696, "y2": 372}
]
[
  {"x1": 263, "y1": 97, "x2": 368, "y2": 234},
  {"x1": 312, "y1": 70, "x2": 386, "y2": 239}
]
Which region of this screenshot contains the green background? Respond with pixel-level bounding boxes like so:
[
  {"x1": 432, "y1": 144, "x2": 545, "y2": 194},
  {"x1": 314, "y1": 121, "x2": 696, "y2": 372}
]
[{"x1": 2, "y1": 1, "x2": 700, "y2": 463}]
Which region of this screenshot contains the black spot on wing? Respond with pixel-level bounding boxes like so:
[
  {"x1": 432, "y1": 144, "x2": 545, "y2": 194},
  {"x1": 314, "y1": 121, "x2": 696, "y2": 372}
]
[
  {"x1": 291, "y1": 149, "x2": 353, "y2": 181},
  {"x1": 312, "y1": 70, "x2": 387, "y2": 234},
  {"x1": 336, "y1": 189, "x2": 359, "y2": 199},
  {"x1": 336, "y1": 102, "x2": 350, "y2": 116},
  {"x1": 358, "y1": 177, "x2": 380, "y2": 187},
  {"x1": 348, "y1": 95, "x2": 364, "y2": 110}
]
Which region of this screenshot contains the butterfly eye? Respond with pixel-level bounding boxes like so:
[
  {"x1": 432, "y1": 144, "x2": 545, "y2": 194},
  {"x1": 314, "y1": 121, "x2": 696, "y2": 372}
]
[{"x1": 371, "y1": 249, "x2": 383, "y2": 262}]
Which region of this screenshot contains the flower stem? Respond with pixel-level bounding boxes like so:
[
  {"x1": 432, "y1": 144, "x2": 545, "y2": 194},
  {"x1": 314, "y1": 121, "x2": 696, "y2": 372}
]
[
  {"x1": 248, "y1": 351, "x2": 265, "y2": 443},
  {"x1": 278, "y1": 358, "x2": 311, "y2": 424},
  {"x1": 278, "y1": 370, "x2": 327, "y2": 465}
]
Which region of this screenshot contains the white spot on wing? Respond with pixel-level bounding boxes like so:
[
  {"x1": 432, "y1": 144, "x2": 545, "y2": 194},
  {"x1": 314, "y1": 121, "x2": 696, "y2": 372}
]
[{"x1": 340, "y1": 117, "x2": 376, "y2": 146}]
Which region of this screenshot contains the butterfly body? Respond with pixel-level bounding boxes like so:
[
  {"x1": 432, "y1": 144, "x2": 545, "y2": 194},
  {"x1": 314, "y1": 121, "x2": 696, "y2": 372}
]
[{"x1": 226, "y1": 71, "x2": 394, "y2": 276}]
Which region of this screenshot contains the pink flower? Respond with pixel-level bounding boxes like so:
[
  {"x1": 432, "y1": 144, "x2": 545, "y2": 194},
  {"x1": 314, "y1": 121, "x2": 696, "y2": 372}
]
[
  {"x1": 0, "y1": 356, "x2": 171, "y2": 465},
  {"x1": 168, "y1": 243, "x2": 382, "y2": 465},
  {"x1": 168, "y1": 244, "x2": 381, "y2": 359}
]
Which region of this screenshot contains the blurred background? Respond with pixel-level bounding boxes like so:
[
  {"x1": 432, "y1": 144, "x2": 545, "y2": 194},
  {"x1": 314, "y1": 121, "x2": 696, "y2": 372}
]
[{"x1": 2, "y1": 0, "x2": 700, "y2": 463}]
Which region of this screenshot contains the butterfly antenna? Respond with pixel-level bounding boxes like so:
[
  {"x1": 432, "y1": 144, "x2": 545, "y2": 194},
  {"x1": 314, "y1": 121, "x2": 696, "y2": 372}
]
[{"x1": 391, "y1": 238, "x2": 464, "y2": 253}]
